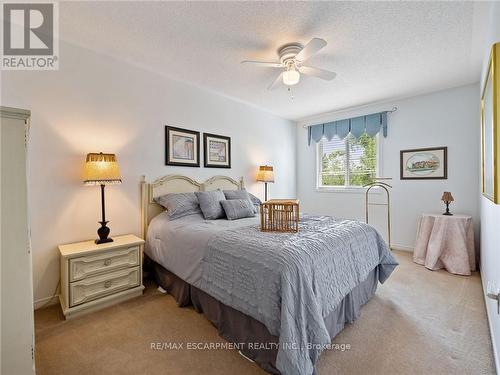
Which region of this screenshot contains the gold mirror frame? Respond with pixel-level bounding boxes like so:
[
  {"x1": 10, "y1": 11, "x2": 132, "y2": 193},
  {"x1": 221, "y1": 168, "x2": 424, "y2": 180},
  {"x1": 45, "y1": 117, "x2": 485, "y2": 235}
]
[{"x1": 481, "y1": 43, "x2": 500, "y2": 203}]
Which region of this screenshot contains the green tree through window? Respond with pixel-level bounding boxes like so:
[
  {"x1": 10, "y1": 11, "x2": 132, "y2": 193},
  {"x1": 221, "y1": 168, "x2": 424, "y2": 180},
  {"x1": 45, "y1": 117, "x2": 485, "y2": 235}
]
[{"x1": 320, "y1": 134, "x2": 377, "y2": 187}]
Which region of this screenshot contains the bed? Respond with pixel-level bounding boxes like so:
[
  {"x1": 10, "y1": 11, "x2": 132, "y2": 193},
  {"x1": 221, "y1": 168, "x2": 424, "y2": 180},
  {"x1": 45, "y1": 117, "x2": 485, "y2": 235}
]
[{"x1": 141, "y1": 174, "x2": 398, "y2": 375}]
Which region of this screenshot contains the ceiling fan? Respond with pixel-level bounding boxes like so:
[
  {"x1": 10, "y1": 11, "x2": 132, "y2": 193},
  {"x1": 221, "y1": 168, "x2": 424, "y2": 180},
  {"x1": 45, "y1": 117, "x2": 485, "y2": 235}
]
[{"x1": 241, "y1": 38, "x2": 336, "y2": 90}]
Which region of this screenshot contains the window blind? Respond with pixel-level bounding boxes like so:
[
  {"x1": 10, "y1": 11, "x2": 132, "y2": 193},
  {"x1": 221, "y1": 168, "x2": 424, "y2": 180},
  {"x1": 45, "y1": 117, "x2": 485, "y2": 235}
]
[
  {"x1": 319, "y1": 134, "x2": 377, "y2": 187},
  {"x1": 319, "y1": 136, "x2": 346, "y2": 186},
  {"x1": 347, "y1": 135, "x2": 377, "y2": 186}
]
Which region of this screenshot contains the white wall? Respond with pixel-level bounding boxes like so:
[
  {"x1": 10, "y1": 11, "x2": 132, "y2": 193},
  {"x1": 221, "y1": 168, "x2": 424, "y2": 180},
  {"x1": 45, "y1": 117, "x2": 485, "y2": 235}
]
[
  {"x1": 0, "y1": 41, "x2": 296, "y2": 307},
  {"x1": 297, "y1": 84, "x2": 480, "y2": 251},
  {"x1": 480, "y1": 2, "x2": 500, "y2": 371}
]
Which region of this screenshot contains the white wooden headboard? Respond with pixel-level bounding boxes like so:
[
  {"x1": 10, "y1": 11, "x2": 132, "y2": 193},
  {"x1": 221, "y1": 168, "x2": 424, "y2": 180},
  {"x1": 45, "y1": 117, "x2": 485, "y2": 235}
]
[{"x1": 140, "y1": 174, "x2": 244, "y2": 239}]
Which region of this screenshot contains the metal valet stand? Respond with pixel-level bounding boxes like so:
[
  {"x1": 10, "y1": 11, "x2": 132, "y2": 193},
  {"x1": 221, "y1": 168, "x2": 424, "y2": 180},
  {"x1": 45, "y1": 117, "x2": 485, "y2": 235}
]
[{"x1": 363, "y1": 177, "x2": 392, "y2": 250}]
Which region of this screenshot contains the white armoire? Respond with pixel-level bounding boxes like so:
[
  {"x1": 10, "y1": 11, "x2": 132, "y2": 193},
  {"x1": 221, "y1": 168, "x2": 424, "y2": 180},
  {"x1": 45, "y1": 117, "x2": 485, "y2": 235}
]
[{"x1": 1, "y1": 106, "x2": 35, "y2": 374}]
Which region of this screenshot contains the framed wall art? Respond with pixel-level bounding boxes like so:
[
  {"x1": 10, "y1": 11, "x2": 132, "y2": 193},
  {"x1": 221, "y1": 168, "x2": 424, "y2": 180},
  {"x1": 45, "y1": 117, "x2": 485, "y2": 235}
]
[
  {"x1": 165, "y1": 126, "x2": 200, "y2": 167},
  {"x1": 400, "y1": 147, "x2": 447, "y2": 180},
  {"x1": 481, "y1": 42, "x2": 500, "y2": 203},
  {"x1": 203, "y1": 133, "x2": 231, "y2": 168}
]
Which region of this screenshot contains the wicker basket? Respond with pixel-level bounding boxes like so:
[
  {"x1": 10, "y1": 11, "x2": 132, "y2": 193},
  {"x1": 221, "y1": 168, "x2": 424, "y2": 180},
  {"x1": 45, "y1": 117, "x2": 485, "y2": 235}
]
[{"x1": 260, "y1": 199, "x2": 299, "y2": 232}]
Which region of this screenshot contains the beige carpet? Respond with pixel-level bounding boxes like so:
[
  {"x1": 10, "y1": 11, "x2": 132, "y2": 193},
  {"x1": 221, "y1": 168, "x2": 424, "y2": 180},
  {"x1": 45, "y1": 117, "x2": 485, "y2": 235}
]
[{"x1": 34, "y1": 251, "x2": 495, "y2": 375}]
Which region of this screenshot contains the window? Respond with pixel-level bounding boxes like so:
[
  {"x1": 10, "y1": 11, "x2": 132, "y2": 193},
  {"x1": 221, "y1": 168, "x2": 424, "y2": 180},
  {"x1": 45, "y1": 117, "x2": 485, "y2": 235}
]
[{"x1": 317, "y1": 134, "x2": 378, "y2": 188}]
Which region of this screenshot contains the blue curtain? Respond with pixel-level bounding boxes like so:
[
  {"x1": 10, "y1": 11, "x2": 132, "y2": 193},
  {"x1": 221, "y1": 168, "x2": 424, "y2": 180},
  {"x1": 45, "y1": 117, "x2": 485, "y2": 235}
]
[{"x1": 307, "y1": 111, "x2": 388, "y2": 145}]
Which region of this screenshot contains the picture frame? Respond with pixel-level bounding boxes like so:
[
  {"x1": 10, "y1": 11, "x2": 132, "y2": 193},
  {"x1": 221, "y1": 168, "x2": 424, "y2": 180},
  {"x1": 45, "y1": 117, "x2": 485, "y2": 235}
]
[
  {"x1": 165, "y1": 126, "x2": 200, "y2": 167},
  {"x1": 481, "y1": 42, "x2": 500, "y2": 203},
  {"x1": 203, "y1": 133, "x2": 231, "y2": 168},
  {"x1": 400, "y1": 147, "x2": 447, "y2": 180}
]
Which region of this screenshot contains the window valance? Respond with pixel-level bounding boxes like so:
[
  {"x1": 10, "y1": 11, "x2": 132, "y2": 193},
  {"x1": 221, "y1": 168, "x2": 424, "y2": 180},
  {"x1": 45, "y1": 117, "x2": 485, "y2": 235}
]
[{"x1": 307, "y1": 111, "x2": 390, "y2": 146}]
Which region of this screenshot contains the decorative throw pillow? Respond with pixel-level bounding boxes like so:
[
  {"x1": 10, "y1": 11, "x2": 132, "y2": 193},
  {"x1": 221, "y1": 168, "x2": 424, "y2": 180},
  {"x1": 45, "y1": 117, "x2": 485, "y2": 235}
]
[
  {"x1": 194, "y1": 190, "x2": 226, "y2": 220},
  {"x1": 223, "y1": 189, "x2": 258, "y2": 213},
  {"x1": 221, "y1": 199, "x2": 255, "y2": 220},
  {"x1": 154, "y1": 192, "x2": 201, "y2": 220},
  {"x1": 248, "y1": 193, "x2": 262, "y2": 207}
]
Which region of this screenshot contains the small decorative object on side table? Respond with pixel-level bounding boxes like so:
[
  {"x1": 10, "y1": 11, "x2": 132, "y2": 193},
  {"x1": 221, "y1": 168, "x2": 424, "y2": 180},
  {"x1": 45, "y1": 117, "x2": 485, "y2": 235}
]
[
  {"x1": 413, "y1": 213, "x2": 475, "y2": 275},
  {"x1": 59, "y1": 234, "x2": 145, "y2": 319},
  {"x1": 441, "y1": 191, "x2": 454, "y2": 216},
  {"x1": 84, "y1": 152, "x2": 122, "y2": 244},
  {"x1": 260, "y1": 199, "x2": 299, "y2": 233},
  {"x1": 256, "y1": 165, "x2": 274, "y2": 201}
]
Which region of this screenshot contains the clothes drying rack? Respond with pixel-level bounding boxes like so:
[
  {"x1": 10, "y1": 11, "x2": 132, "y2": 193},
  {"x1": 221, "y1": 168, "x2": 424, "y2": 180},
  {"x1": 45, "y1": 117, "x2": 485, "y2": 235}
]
[{"x1": 363, "y1": 178, "x2": 392, "y2": 249}]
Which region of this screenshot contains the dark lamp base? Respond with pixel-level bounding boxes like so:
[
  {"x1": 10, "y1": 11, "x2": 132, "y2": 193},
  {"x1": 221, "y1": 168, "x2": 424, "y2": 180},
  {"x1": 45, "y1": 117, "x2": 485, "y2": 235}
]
[
  {"x1": 96, "y1": 220, "x2": 113, "y2": 244},
  {"x1": 442, "y1": 201, "x2": 453, "y2": 216},
  {"x1": 95, "y1": 238, "x2": 113, "y2": 244}
]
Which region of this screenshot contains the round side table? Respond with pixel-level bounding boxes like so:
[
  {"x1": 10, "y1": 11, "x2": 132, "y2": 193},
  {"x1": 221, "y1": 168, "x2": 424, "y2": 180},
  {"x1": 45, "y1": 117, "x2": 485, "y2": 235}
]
[{"x1": 413, "y1": 213, "x2": 475, "y2": 275}]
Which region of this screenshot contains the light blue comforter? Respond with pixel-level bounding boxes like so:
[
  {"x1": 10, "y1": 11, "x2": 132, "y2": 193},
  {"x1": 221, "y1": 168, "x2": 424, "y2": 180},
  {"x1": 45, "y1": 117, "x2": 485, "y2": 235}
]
[{"x1": 199, "y1": 215, "x2": 398, "y2": 375}]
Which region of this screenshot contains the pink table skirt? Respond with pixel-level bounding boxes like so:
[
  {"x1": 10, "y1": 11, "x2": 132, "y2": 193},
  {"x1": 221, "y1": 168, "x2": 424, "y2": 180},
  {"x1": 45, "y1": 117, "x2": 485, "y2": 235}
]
[{"x1": 413, "y1": 213, "x2": 475, "y2": 276}]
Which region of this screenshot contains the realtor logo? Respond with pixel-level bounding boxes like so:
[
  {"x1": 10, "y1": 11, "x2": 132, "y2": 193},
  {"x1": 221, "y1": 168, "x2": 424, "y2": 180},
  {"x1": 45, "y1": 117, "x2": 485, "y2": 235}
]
[{"x1": 1, "y1": 2, "x2": 59, "y2": 70}]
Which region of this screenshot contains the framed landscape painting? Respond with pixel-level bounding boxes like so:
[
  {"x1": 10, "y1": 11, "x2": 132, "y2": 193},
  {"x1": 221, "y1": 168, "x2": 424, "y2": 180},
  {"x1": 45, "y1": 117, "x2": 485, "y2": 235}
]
[
  {"x1": 165, "y1": 126, "x2": 200, "y2": 167},
  {"x1": 481, "y1": 42, "x2": 500, "y2": 203},
  {"x1": 400, "y1": 147, "x2": 447, "y2": 180},
  {"x1": 203, "y1": 133, "x2": 231, "y2": 168}
]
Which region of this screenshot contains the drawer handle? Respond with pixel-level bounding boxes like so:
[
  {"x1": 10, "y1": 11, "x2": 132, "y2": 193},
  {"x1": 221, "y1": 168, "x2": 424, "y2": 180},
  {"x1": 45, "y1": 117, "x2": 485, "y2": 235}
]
[
  {"x1": 104, "y1": 281, "x2": 112, "y2": 288},
  {"x1": 104, "y1": 259, "x2": 112, "y2": 266}
]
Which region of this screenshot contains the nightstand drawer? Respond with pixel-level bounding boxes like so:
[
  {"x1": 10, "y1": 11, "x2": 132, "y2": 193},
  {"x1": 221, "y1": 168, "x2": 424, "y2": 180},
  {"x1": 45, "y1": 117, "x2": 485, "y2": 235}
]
[
  {"x1": 69, "y1": 246, "x2": 139, "y2": 282},
  {"x1": 70, "y1": 266, "x2": 140, "y2": 307}
]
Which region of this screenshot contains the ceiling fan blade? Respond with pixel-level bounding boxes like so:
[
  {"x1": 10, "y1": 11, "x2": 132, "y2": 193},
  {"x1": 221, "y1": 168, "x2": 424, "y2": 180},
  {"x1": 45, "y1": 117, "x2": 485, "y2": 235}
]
[
  {"x1": 241, "y1": 60, "x2": 283, "y2": 68},
  {"x1": 295, "y1": 38, "x2": 327, "y2": 62},
  {"x1": 268, "y1": 73, "x2": 283, "y2": 90},
  {"x1": 299, "y1": 65, "x2": 337, "y2": 80}
]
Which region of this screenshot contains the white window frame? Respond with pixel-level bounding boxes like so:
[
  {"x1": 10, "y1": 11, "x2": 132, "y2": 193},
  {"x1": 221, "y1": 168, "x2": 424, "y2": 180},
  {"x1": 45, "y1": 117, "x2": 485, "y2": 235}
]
[{"x1": 315, "y1": 134, "x2": 383, "y2": 193}]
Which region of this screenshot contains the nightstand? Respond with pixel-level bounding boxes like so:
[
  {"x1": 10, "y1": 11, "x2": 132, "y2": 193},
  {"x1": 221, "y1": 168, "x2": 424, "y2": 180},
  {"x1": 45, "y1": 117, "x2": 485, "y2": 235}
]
[
  {"x1": 413, "y1": 213, "x2": 475, "y2": 275},
  {"x1": 59, "y1": 234, "x2": 145, "y2": 319}
]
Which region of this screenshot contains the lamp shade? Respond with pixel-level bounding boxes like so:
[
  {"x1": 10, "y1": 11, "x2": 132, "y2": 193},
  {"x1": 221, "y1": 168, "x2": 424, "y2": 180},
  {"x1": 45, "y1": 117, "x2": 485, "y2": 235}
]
[
  {"x1": 84, "y1": 152, "x2": 122, "y2": 185},
  {"x1": 441, "y1": 191, "x2": 454, "y2": 202},
  {"x1": 256, "y1": 165, "x2": 274, "y2": 183}
]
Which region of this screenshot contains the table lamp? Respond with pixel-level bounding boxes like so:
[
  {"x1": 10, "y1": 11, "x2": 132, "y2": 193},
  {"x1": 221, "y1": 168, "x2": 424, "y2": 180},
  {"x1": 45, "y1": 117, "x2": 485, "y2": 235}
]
[
  {"x1": 256, "y1": 165, "x2": 274, "y2": 201},
  {"x1": 84, "y1": 152, "x2": 122, "y2": 244},
  {"x1": 441, "y1": 191, "x2": 454, "y2": 216}
]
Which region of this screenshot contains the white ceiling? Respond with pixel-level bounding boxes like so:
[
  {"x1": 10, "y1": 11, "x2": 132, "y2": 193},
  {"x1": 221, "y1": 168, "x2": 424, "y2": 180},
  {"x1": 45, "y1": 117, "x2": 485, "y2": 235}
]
[{"x1": 60, "y1": 1, "x2": 489, "y2": 120}]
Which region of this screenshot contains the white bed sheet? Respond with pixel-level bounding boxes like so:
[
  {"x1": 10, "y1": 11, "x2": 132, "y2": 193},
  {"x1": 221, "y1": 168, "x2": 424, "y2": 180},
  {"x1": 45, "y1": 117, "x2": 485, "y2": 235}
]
[{"x1": 145, "y1": 212, "x2": 258, "y2": 286}]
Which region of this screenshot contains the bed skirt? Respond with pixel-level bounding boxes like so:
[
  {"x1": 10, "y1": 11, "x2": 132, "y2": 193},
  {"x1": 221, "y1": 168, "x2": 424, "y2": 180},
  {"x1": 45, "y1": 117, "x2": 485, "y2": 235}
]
[{"x1": 145, "y1": 256, "x2": 379, "y2": 374}]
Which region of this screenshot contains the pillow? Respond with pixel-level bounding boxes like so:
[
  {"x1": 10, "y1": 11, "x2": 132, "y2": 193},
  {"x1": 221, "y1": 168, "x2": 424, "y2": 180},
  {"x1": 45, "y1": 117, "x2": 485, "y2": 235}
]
[
  {"x1": 247, "y1": 191, "x2": 262, "y2": 208},
  {"x1": 221, "y1": 199, "x2": 255, "y2": 220},
  {"x1": 194, "y1": 190, "x2": 226, "y2": 220},
  {"x1": 154, "y1": 192, "x2": 201, "y2": 220},
  {"x1": 223, "y1": 189, "x2": 258, "y2": 213}
]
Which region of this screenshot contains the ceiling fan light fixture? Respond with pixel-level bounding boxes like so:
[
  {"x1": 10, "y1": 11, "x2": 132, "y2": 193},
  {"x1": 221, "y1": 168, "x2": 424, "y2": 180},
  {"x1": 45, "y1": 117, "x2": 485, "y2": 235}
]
[
  {"x1": 283, "y1": 66, "x2": 300, "y2": 86},
  {"x1": 243, "y1": 38, "x2": 335, "y2": 90}
]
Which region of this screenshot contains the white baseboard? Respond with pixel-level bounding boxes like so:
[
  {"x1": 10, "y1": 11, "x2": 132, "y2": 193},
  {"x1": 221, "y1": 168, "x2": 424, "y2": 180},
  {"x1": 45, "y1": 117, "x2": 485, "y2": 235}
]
[
  {"x1": 390, "y1": 243, "x2": 414, "y2": 252},
  {"x1": 481, "y1": 276, "x2": 500, "y2": 374},
  {"x1": 34, "y1": 294, "x2": 59, "y2": 310}
]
